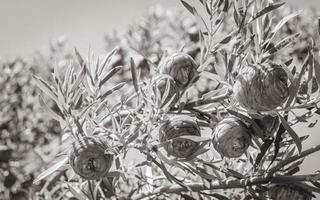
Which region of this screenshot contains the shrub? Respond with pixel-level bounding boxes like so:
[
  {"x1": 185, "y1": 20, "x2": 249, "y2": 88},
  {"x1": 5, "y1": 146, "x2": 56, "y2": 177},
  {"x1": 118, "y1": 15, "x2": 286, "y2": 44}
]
[{"x1": 2, "y1": 0, "x2": 320, "y2": 200}]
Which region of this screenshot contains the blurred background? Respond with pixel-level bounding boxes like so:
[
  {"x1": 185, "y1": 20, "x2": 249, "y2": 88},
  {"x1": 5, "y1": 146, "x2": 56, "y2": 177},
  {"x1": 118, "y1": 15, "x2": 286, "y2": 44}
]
[
  {"x1": 0, "y1": 0, "x2": 320, "y2": 57},
  {"x1": 1, "y1": 0, "x2": 320, "y2": 199}
]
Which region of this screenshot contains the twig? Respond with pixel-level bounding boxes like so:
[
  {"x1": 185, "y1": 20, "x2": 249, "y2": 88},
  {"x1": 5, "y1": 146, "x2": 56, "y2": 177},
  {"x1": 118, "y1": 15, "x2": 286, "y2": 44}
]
[
  {"x1": 184, "y1": 91, "x2": 232, "y2": 108},
  {"x1": 131, "y1": 173, "x2": 320, "y2": 200},
  {"x1": 262, "y1": 102, "x2": 318, "y2": 114},
  {"x1": 267, "y1": 143, "x2": 320, "y2": 178},
  {"x1": 99, "y1": 103, "x2": 144, "y2": 126}
]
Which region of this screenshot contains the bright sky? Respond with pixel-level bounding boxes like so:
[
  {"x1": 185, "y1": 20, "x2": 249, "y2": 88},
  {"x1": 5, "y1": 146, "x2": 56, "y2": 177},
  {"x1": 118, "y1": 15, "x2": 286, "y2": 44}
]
[
  {"x1": 0, "y1": 0, "x2": 319, "y2": 57},
  {"x1": 1, "y1": 0, "x2": 320, "y2": 177}
]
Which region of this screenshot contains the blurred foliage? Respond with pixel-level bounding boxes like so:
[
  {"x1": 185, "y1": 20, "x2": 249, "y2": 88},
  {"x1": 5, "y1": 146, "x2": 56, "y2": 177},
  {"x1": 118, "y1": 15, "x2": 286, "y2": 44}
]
[{"x1": 0, "y1": 36, "x2": 79, "y2": 199}]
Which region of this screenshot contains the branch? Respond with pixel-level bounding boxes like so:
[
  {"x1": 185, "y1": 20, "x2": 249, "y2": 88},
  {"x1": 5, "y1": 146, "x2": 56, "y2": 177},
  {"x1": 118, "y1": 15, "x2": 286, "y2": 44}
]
[
  {"x1": 267, "y1": 143, "x2": 320, "y2": 177},
  {"x1": 184, "y1": 91, "x2": 232, "y2": 108},
  {"x1": 99, "y1": 103, "x2": 144, "y2": 126},
  {"x1": 131, "y1": 173, "x2": 320, "y2": 200}
]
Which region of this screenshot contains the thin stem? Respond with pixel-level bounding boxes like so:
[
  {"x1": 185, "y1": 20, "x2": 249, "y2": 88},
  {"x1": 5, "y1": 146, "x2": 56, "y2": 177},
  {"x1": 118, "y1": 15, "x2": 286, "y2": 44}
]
[
  {"x1": 99, "y1": 103, "x2": 144, "y2": 126},
  {"x1": 267, "y1": 143, "x2": 320, "y2": 178},
  {"x1": 131, "y1": 173, "x2": 320, "y2": 200},
  {"x1": 184, "y1": 91, "x2": 232, "y2": 108},
  {"x1": 263, "y1": 102, "x2": 318, "y2": 114}
]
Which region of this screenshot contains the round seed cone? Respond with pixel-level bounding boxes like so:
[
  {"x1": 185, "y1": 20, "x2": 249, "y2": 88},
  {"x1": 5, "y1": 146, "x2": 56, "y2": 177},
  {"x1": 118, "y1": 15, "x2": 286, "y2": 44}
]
[
  {"x1": 160, "y1": 53, "x2": 198, "y2": 90},
  {"x1": 69, "y1": 136, "x2": 113, "y2": 180},
  {"x1": 268, "y1": 184, "x2": 313, "y2": 200},
  {"x1": 213, "y1": 117, "x2": 251, "y2": 158},
  {"x1": 233, "y1": 63, "x2": 289, "y2": 111},
  {"x1": 159, "y1": 116, "x2": 201, "y2": 158}
]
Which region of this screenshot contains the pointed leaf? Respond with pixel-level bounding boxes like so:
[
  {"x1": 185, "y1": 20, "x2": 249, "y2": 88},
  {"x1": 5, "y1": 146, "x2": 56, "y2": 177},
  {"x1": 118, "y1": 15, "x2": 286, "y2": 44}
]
[
  {"x1": 70, "y1": 64, "x2": 86, "y2": 93},
  {"x1": 266, "y1": 33, "x2": 300, "y2": 55},
  {"x1": 180, "y1": 0, "x2": 194, "y2": 15},
  {"x1": 33, "y1": 157, "x2": 68, "y2": 184},
  {"x1": 98, "y1": 47, "x2": 119, "y2": 76},
  {"x1": 251, "y1": 2, "x2": 285, "y2": 21},
  {"x1": 33, "y1": 75, "x2": 58, "y2": 102},
  {"x1": 99, "y1": 65, "x2": 122, "y2": 88},
  {"x1": 74, "y1": 48, "x2": 85, "y2": 67},
  {"x1": 99, "y1": 82, "x2": 126, "y2": 100},
  {"x1": 68, "y1": 184, "x2": 87, "y2": 200},
  {"x1": 269, "y1": 121, "x2": 286, "y2": 166},
  {"x1": 39, "y1": 96, "x2": 63, "y2": 121},
  {"x1": 318, "y1": 17, "x2": 320, "y2": 35},
  {"x1": 224, "y1": 168, "x2": 245, "y2": 179},
  {"x1": 278, "y1": 114, "x2": 302, "y2": 153},
  {"x1": 130, "y1": 58, "x2": 139, "y2": 93},
  {"x1": 222, "y1": 0, "x2": 229, "y2": 12},
  {"x1": 181, "y1": 194, "x2": 196, "y2": 200},
  {"x1": 202, "y1": 87, "x2": 228, "y2": 100},
  {"x1": 211, "y1": 193, "x2": 229, "y2": 200},
  {"x1": 313, "y1": 57, "x2": 320, "y2": 88},
  {"x1": 285, "y1": 52, "x2": 310, "y2": 107},
  {"x1": 255, "y1": 138, "x2": 274, "y2": 166},
  {"x1": 272, "y1": 10, "x2": 302, "y2": 35}
]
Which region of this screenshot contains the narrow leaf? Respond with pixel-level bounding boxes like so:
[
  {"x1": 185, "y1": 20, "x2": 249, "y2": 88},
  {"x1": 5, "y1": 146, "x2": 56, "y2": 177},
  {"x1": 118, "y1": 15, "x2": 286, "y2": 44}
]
[
  {"x1": 202, "y1": 87, "x2": 227, "y2": 100},
  {"x1": 224, "y1": 168, "x2": 245, "y2": 179},
  {"x1": 74, "y1": 48, "x2": 85, "y2": 66},
  {"x1": 99, "y1": 66, "x2": 122, "y2": 88},
  {"x1": 237, "y1": 34, "x2": 255, "y2": 55},
  {"x1": 33, "y1": 75, "x2": 58, "y2": 102},
  {"x1": 285, "y1": 52, "x2": 309, "y2": 107},
  {"x1": 180, "y1": 0, "x2": 194, "y2": 15},
  {"x1": 130, "y1": 58, "x2": 139, "y2": 93},
  {"x1": 269, "y1": 121, "x2": 286, "y2": 166},
  {"x1": 68, "y1": 184, "x2": 87, "y2": 200},
  {"x1": 251, "y1": 2, "x2": 285, "y2": 21},
  {"x1": 70, "y1": 64, "x2": 86, "y2": 93},
  {"x1": 181, "y1": 194, "x2": 196, "y2": 200},
  {"x1": 318, "y1": 17, "x2": 320, "y2": 35},
  {"x1": 39, "y1": 96, "x2": 63, "y2": 121},
  {"x1": 266, "y1": 33, "x2": 300, "y2": 55},
  {"x1": 98, "y1": 47, "x2": 119, "y2": 76},
  {"x1": 278, "y1": 114, "x2": 302, "y2": 153},
  {"x1": 272, "y1": 10, "x2": 302, "y2": 35},
  {"x1": 211, "y1": 193, "x2": 229, "y2": 200},
  {"x1": 313, "y1": 57, "x2": 320, "y2": 88},
  {"x1": 255, "y1": 138, "x2": 274, "y2": 166},
  {"x1": 311, "y1": 181, "x2": 320, "y2": 189},
  {"x1": 33, "y1": 157, "x2": 68, "y2": 184},
  {"x1": 99, "y1": 82, "x2": 126, "y2": 100}
]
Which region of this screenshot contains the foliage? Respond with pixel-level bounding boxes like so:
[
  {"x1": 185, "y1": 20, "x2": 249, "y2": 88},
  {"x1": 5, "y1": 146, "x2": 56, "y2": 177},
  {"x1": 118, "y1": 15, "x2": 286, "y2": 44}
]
[
  {"x1": 2, "y1": 1, "x2": 320, "y2": 200},
  {"x1": 0, "y1": 57, "x2": 61, "y2": 199}
]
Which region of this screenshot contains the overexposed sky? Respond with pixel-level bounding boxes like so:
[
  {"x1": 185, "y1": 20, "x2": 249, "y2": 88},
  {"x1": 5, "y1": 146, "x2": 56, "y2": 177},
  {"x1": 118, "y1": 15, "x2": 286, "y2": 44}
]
[{"x1": 0, "y1": 0, "x2": 319, "y2": 57}]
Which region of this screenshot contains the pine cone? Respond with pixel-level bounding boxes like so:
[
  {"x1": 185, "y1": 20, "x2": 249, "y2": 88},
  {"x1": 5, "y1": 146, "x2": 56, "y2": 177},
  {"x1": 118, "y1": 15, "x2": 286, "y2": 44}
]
[
  {"x1": 69, "y1": 136, "x2": 113, "y2": 180},
  {"x1": 159, "y1": 116, "x2": 201, "y2": 158},
  {"x1": 213, "y1": 117, "x2": 251, "y2": 158},
  {"x1": 233, "y1": 64, "x2": 289, "y2": 111},
  {"x1": 268, "y1": 184, "x2": 313, "y2": 200},
  {"x1": 160, "y1": 53, "x2": 198, "y2": 90},
  {"x1": 155, "y1": 75, "x2": 180, "y2": 108}
]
